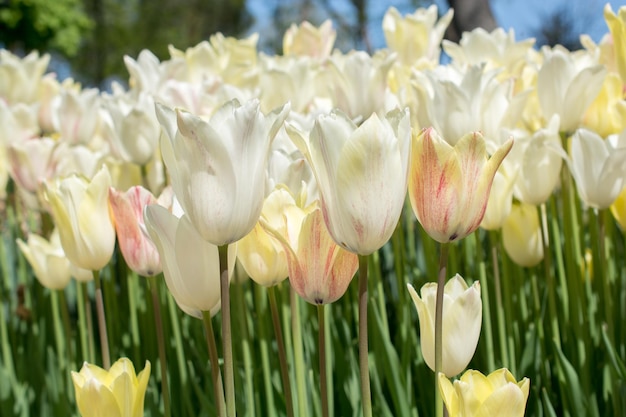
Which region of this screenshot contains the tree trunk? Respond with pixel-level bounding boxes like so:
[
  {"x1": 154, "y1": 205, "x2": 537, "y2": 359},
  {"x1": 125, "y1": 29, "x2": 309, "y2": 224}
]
[{"x1": 445, "y1": 0, "x2": 497, "y2": 42}]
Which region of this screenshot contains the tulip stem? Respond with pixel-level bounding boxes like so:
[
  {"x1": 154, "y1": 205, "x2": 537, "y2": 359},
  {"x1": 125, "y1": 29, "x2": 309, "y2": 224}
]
[
  {"x1": 434, "y1": 243, "x2": 449, "y2": 417},
  {"x1": 317, "y1": 303, "x2": 329, "y2": 417},
  {"x1": 358, "y1": 254, "x2": 372, "y2": 417},
  {"x1": 149, "y1": 276, "x2": 171, "y2": 417},
  {"x1": 267, "y1": 286, "x2": 295, "y2": 417},
  {"x1": 93, "y1": 269, "x2": 111, "y2": 370},
  {"x1": 218, "y1": 245, "x2": 236, "y2": 417},
  {"x1": 291, "y1": 287, "x2": 308, "y2": 417},
  {"x1": 203, "y1": 310, "x2": 226, "y2": 417}
]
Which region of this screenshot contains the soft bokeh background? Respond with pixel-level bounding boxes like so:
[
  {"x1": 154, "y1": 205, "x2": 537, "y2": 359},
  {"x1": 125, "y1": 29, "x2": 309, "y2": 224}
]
[{"x1": 1, "y1": 0, "x2": 623, "y2": 89}]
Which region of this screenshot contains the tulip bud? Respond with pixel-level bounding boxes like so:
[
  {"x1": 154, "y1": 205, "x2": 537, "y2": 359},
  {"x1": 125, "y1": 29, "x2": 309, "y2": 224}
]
[
  {"x1": 438, "y1": 368, "x2": 530, "y2": 417},
  {"x1": 71, "y1": 358, "x2": 150, "y2": 417},
  {"x1": 502, "y1": 203, "x2": 544, "y2": 267},
  {"x1": 17, "y1": 230, "x2": 71, "y2": 290},
  {"x1": 407, "y1": 275, "x2": 482, "y2": 377}
]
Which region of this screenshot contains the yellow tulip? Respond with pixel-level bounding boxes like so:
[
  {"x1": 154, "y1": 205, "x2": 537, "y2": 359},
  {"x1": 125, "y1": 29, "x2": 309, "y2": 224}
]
[
  {"x1": 438, "y1": 368, "x2": 530, "y2": 417},
  {"x1": 71, "y1": 358, "x2": 151, "y2": 417},
  {"x1": 604, "y1": 4, "x2": 626, "y2": 86},
  {"x1": 610, "y1": 185, "x2": 626, "y2": 231},
  {"x1": 44, "y1": 166, "x2": 116, "y2": 271},
  {"x1": 283, "y1": 20, "x2": 336, "y2": 60},
  {"x1": 502, "y1": 203, "x2": 544, "y2": 267},
  {"x1": 408, "y1": 128, "x2": 512, "y2": 243}
]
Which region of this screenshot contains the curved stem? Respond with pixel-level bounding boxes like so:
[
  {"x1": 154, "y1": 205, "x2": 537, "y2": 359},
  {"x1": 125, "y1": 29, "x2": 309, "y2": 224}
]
[
  {"x1": 93, "y1": 269, "x2": 110, "y2": 369},
  {"x1": 317, "y1": 304, "x2": 329, "y2": 417},
  {"x1": 434, "y1": 243, "x2": 449, "y2": 417},
  {"x1": 358, "y1": 254, "x2": 372, "y2": 417},
  {"x1": 149, "y1": 277, "x2": 171, "y2": 417},
  {"x1": 267, "y1": 286, "x2": 295, "y2": 417},
  {"x1": 218, "y1": 245, "x2": 235, "y2": 417},
  {"x1": 203, "y1": 310, "x2": 226, "y2": 417}
]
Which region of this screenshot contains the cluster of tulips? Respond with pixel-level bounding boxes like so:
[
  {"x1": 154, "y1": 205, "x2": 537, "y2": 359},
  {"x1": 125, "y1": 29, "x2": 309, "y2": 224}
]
[{"x1": 2, "y1": 2, "x2": 626, "y2": 417}]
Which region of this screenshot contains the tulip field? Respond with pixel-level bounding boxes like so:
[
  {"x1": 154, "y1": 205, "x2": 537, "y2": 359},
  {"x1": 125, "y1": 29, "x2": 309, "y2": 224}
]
[{"x1": 2, "y1": 4, "x2": 626, "y2": 417}]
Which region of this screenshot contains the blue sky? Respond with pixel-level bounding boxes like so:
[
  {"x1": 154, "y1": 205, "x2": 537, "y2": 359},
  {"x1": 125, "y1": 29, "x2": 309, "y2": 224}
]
[{"x1": 247, "y1": 0, "x2": 626, "y2": 51}]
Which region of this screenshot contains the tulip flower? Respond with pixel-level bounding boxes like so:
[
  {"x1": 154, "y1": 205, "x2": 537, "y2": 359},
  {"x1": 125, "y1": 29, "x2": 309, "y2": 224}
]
[
  {"x1": 263, "y1": 206, "x2": 358, "y2": 305},
  {"x1": 407, "y1": 274, "x2": 482, "y2": 377},
  {"x1": 71, "y1": 358, "x2": 151, "y2": 417},
  {"x1": 502, "y1": 203, "x2": 544, "y2": 267},
  {"x1": 480, "y1": 165, "x2": 516, "y2": 231},
  {"x1": 537, "y1": 46, "x2": 606, "y2": 134},
  {"x1": 155, "y1": 98, "x2": 289, "y2": 246},
  {"x1": 52, "y1": 87, "x2": 101, "y2": 146},
  {"x1": 237, "y1": 187, "x2": 308, "y2": 287},
  {"x1": 43, "y1": 166, "x2": 116, "y2": 271},
  {"x1": 17, "y1": 229, "x2": 72, "y2": 290},
  {"x1": 109, "y1": 186, "x2": 165, "y2": 277},
  {"x1": 438, "y1": 368, "x2": 530, "y2": 417},
  {"x1": 568, "y1": 128, "x2": 626, "y2": 209},
  {"x1": 604, "y1": 4, "x2": 626, "y2": 85},
  {"x1": 283, "y1": 20, "x2": 336, "y2": 60},
  {"x1": 289, "y1": 108, "x2": 411, "y2": 255},
  {"x1": 408, "y1": 128, "x2": 513, "y2": 243},
  {"x1": 610, "y1": 185, "x2": 626, "y2": 231},
  {"x1": 144, "y1": 204, "x2": 235, "y2": 318}
]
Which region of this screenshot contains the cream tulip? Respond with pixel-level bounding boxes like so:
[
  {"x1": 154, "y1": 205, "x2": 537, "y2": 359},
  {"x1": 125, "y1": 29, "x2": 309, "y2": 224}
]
[
  {"x1": 43, "y1": 166, "x2": 116, "y2": 271},
  {"x1": 289, "y1": 108, "x2": 411, "y2": 255},
  {"x1": 144, "y1": 204, "x2": 235, "y2": 319},
  {"x1": 71, "y1": 358, "x2": 150, "y2": 417},
  {"x1": 604, "y1": 4, "x2": 626, "y2": 85},
  {"x1": 407, "y1": 275, "x2": 482, "y2": 377},
  {"x1": 408, "y1": 128, "x2": 513, "y2": 243},
  {"x1": 155, "y1": 99, "x2": 289, "y2": 246},
  {"x1": 438, "y1": 368, "x2": 530, "y2": 417},
  {"x1": 283, "y1": 20, "x2": 336, "y2": 60},
  {"x1": 502, "y1": 203, "x2": 544, "y2": 268},
  {"x1": 568, "y1": 128, "x2": 626, "y2": 209},
  {"x1": 17, "y1": 230, "x2": 71, "y2": 290}
]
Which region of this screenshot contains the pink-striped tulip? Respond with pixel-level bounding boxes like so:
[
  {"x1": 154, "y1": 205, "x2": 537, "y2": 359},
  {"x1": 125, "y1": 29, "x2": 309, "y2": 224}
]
[
  {"x1": 408, "y1": 128, "x2": 513, "y2": 243},
  {"x1": 109, "y1": 186, "x2": 166, "y2": 277},
  {"x1": 263, "y1": 206, "x2": 358, "y2": 305}
]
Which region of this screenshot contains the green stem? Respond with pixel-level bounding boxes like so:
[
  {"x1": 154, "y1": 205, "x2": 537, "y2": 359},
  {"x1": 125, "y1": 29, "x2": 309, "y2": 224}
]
[
  {"x1": 317, "y1": 304, "x2": 329, "y2": 417},
  {"x1": 234, "y1": 281, "x2": 255, "y2": 417},
  {"x1": 218, "y1": 245, "x2": 235, "y2": 417},
  {"x1": 435, "y1": 242, "x2": 450, "y2": 417},
  {"x1": 50, "y1": 290, "x2": 67, "y2": 372},
  {"x1": 267, "y1": 286, "x2": 294, "y2": 417},
  {"x1": 203, "y1": 310, "x2": 226, "y2": 417},
  {"x1": 93, "y1": 270, "x2": 110, "y2": 369},
  {"x1": 475, "y1": 233, "x2": 495, "y2": 372},
  {"x1": 358, "y1": 254, "x2": 372, "y2": 417},
  {"x1": 539, "y1": 204, "x2": 561, "y2": 350},
  {"x1": 291, "y1": 287, "x2": 308, "y2": 417},
  {"x1": 58, "y1": 289, "x2": 74, "y2": 370},
  {"x1": 149, "y1": 277, "x2": 171, "y2": 417}
]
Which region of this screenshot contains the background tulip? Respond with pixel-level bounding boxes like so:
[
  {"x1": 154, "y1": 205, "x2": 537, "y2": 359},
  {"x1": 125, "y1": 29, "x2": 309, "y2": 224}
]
[
  {"x1": 44, "y1": 165, "x2": 116, "y2": 271},
  {"x1": 17, "y1": 230, "x2": 71, "y2": 290},
  {"x1": 407, "y1": 275, "x2": 482, "y2": 377},
  {"x1": 502, "y1": 203, "x2": 544, "y2": 267}
]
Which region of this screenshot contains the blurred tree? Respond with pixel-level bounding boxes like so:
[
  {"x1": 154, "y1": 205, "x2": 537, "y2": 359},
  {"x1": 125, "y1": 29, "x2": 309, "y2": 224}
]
[
  {"x1": 71, "y1": 0, "x2": 251, "y2": 87},
  {"x1": 443, "y1": 0, "x2": 497, "y2": 42},
  {"x1": 0, "y1": 0, "x2": 93, "y2": 56},
  {"x1": 535, "y1": 5, "x2": 584, "y2": 50}
]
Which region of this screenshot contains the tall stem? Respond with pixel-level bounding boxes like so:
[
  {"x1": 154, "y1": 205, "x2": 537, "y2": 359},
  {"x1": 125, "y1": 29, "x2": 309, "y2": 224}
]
[
  {"x1": 291, "y1": 287, "x2": 308, "y2": 417},
  {"x1": 267, "y1": 286, "x2": 295, "y2": 417},
  {"x1": 93, "y1": 269, "x2": 110, "y2": 369},
  {"x1": 203, "y1": 310, "x2": 226, "y2": 417},
  {"x1": 317, "y1": 304, "x2": 329, "y2": 417},
  {"x1": 434, "y1": 243, "x2": 449, "y2": 417},
  {"x1": 149, "y1": 277, "x2": 171, "y2": 417},
  {"x1": 358, "y1": 254, "x2": 372, "y2": 417},
  {"x1": 218, "y1": 245, "x2": 235, "y2": 417}
]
